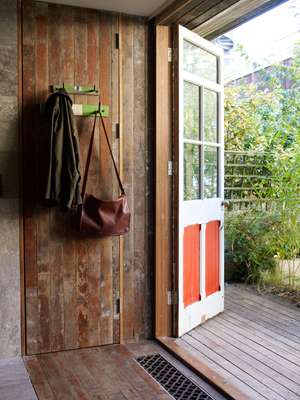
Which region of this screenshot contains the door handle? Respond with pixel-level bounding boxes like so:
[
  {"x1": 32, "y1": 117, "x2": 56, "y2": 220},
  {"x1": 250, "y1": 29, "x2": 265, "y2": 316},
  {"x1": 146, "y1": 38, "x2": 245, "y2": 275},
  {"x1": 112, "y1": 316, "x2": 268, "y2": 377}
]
[{"x1": 221, "y1": 200, "x2": 230, "y2": 208}]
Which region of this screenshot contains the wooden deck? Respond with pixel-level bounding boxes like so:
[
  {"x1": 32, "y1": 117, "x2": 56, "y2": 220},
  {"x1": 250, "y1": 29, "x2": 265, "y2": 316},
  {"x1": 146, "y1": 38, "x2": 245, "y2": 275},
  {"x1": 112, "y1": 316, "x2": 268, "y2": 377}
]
[
  {"x1": 176, "y1": 284, "x2": 300, "y2": 400},
  {"x1": 23, "y1": 342, "x2": 225, "y2": 400}
]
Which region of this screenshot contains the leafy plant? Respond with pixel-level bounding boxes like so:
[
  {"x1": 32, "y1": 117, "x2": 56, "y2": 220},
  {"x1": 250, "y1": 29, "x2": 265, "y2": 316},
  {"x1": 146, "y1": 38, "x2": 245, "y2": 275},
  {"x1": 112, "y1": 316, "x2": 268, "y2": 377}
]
[
  {"x1": 225, "y1": 43, "x2": 300, "y2": 153},
  {"x1": 224, "y1": 43, "x2": 300, "y2": 289},
  {"x1": 225, "y1": 211, "x2": 278, "y2": 284}
]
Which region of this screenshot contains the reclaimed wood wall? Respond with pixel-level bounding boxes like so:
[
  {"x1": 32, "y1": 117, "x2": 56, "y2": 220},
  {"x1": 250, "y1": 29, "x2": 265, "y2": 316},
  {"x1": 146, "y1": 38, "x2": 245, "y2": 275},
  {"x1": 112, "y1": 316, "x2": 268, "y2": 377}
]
[{"x1": 22, "y1": 0, "x2": 152, "y2": 355}]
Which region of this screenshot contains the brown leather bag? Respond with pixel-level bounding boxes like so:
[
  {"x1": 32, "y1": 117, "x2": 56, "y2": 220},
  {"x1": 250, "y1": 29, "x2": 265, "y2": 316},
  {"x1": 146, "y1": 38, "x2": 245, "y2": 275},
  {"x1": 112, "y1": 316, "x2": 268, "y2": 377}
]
[{"x1": 77, "y1": 106, "x2": 130, "y2": 236}]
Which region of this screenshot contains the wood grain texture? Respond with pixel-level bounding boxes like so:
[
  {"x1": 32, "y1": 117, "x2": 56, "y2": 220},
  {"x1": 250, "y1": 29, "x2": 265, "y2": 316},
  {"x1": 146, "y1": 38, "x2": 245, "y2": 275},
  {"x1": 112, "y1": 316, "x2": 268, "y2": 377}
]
[
  {"x1": 18, "y1": 0, "x2": 26, "y2": 357},
  {"x1": 121, "y1": 16, "x2": 151, "y2": 342},
  {"x1": 111, "y1": 15, "x2": 121, "y2": 344},
  {"x1": 155, "y1": 0, "x2": 287, "y2": 40},
  {"x1": 121, "y1": 16, "x2": 135, "y2": 343},
  {"x1": 180, "y1": 0, "x2": 240, "y2": 29},
  {"x1": 98, "y1": 12, "x2": 114, "y2": 345},
  {"x1": 24, "y1": 344, "x2": 177, "y2": 400},
  {"x1": 22, "y1": 1, "x2": 151, "y2": 354},
  {"x1": 22, "y1": 0, "x2": 39, "y2": 355},
  {"x1": 159, "y1": 336, "x2": 250, "y2": 400},
  {"x1": 155, "y1": 25, "x2": 173, "y2": 338},
  {"x1": 175, "y1": 285, "x2": 300, "y2": 400}
]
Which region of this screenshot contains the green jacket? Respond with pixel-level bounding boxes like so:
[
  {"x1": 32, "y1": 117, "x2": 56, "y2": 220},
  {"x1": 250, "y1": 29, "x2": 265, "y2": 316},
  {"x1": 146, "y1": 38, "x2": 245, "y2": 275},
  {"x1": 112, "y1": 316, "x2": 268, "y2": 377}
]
[{"x1": 45, "y1": 90, "x2": 82, "y2": 208}]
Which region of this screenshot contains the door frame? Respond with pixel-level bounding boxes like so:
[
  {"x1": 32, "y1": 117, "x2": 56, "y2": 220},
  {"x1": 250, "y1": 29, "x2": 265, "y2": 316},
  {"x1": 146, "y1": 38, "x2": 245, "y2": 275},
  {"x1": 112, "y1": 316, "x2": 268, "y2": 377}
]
[
  {"x1": 154, "y1": 0, "x2": 287, "y2": 343},
  {"x1": 154, "y1": 21, "x2": 255, "y2": 400},
  {"x1": 154, "y1": 2, "x2": 284, "y2": 398}
]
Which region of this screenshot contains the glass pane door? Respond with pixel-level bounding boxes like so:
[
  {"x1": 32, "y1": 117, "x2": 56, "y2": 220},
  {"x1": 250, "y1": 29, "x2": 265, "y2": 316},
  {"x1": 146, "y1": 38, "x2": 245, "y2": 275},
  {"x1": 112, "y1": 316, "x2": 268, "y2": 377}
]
[{"x1": 176, "y1": 25, "x2": 224, "y2": 337}]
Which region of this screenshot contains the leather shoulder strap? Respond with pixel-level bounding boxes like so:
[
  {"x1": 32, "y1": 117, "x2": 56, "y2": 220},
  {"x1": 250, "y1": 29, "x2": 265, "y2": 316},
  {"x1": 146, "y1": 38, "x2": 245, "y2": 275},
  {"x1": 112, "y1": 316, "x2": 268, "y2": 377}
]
[
  {"x1": 99, "y1": 110, "x2": 125, "y2": 196},
  {"x1": 81, "y1": 104, "x2": 125, "y2": 199}
]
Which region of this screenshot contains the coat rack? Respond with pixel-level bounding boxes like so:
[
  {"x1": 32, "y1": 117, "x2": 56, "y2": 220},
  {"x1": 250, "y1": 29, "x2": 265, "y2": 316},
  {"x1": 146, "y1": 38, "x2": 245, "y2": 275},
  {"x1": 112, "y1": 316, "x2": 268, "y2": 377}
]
[{"x1": 45, "y1": 83, "x2": 109, "y2": 117}]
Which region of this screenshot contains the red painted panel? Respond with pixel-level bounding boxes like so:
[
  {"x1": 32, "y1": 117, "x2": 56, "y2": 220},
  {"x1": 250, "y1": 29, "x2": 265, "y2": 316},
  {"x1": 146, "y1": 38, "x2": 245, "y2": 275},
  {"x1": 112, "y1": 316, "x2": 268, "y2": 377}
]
[
  {"x1": 205, "y1": 220, "x2": 220, "y2": 297},
  {"x1": 184, "y1": 225, "x2": 201, "y2": 307}
]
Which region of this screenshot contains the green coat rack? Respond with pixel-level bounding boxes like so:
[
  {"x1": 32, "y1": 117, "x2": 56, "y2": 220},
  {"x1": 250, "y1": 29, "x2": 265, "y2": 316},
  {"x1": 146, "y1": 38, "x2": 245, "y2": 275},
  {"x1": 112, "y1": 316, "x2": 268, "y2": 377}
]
[{"x1": 49, "y1": 84, "x2": 109, "y2": 117}]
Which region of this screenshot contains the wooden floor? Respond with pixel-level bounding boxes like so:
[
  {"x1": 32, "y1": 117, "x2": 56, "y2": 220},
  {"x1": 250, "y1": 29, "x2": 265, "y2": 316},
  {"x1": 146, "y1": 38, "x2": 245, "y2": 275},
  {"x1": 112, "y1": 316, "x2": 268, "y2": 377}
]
[
  {"x1": 176, "y1": 284, "x2": 300, "y2": 400},
  {"x1": 24, "y1": 342, "x2": 225, "y2": 400}
]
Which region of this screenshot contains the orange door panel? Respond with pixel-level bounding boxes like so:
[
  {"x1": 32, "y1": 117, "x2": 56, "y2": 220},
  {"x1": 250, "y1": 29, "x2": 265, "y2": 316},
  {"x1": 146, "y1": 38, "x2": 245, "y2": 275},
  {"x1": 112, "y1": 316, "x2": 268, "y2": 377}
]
[
  {"x1": 183, "y1": 225, "x2": 201, "y2": 307},
  {"x1": 205, "y1": 220, "x2": 220, "y2": 297}
]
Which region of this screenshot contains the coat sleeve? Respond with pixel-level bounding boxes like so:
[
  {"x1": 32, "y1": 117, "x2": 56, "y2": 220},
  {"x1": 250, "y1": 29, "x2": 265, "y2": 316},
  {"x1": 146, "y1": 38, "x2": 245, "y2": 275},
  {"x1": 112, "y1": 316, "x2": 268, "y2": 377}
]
[
  {"x1": 45, "y1": 96, "x2": 60, "y2": 204},
  {"x1": 44, "y1": 92, "x2": 82, "y2": 208},
  {"x1": 59, "y1": 96, "x2": 82, "y2": 208}
]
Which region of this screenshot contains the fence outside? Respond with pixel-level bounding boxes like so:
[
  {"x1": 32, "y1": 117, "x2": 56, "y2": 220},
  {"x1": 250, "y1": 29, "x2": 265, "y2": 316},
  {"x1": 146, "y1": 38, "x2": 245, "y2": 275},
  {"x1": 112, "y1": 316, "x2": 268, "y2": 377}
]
[{"x1": 224, "y1": 150, "x2": 272, "y2": 211}]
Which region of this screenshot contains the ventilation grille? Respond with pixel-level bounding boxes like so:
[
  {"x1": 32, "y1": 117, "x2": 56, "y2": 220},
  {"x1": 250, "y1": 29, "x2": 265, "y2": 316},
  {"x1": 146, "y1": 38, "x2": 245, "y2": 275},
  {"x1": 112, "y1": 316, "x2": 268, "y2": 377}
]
[{"x1": 136, "y1": 353, "x2": 215, "y2": 400}]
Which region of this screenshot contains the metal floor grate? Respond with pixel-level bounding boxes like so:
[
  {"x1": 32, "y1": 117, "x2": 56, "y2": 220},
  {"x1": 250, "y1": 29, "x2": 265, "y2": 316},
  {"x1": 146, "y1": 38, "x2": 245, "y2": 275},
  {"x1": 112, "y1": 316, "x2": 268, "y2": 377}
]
[{"x1": 136, "y1": 353, "x2": 215, "y2": 400}]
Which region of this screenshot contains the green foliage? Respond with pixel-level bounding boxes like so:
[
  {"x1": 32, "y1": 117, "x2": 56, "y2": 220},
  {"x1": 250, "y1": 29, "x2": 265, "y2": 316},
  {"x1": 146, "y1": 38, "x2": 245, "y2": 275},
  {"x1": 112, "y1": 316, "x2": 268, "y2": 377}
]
[
  {"x1": 225, "y1": 43, "x2": 300, "y2": 288},
  {"x1": 225, "y1": 44, "x2": 300, "y2": 153},
  {"x1": 225, "y1": 211, "x2": 278, "y2": 284}
]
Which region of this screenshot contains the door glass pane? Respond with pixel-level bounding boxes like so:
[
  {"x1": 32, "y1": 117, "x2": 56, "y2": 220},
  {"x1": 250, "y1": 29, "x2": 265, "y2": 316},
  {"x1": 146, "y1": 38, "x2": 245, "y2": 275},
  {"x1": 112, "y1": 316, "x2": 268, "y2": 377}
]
[
  {"x1": 184, "y1": 81, "x2": 200, "y2": 140},
  {"x1": 183, "y1": 40, "x2": 217, "y2": 83},
  {"x1": 204, "y1": 146, "x2": 218, "y2": 198},
  {"x1": 184, "y1": 144, "x2": 200, "y2": 200},
  {"x1": 204, "y1": 89, "x2": 218, "y2": 142}
]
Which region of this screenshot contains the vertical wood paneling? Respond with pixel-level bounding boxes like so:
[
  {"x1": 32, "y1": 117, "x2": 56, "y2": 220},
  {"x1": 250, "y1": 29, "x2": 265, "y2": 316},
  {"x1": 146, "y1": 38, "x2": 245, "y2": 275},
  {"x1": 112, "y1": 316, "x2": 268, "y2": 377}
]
[
  {"x1": 111, "y1": 15, "x2": 120, "y2": 344},
  {"x1": 121, "y1": 17, "x2": 135, "y2": 341},
  {"x1": 133, "y1": 19, "x2": 147, "y2": 340},
  {"x1": 35, "y1": 1, "x2": 50, "y2": 354},
  {"x1": 23, "y1": 0, "x2": 38, "y2": 355},
  {"x1": 48, "y1": 4, "x2": 65, "y2": 353},
  {"x1": 121, "y1": 17, "x2": 151, "y2": 342},
  {"x1": 61, "y1": 7, "x2": 77, "y2": 351},
  {"x1": 23, "y1": 1, "x2": 150, "y2": 353},
  {"x1": 73, "y1": 8, "x2": 89, "y2": 349},
  {"x1": 85, "y1": 9, "x2": 101, "y2": 348},
  {"x1": 98, "y1": 13, "x2": 113, "y2": 345}
]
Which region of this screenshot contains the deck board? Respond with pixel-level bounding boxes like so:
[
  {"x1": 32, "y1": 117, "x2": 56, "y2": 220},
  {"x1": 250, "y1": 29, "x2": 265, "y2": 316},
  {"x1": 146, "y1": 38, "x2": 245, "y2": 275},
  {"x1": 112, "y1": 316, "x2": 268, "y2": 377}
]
[
  {"x1": 226, "y1": 297, "x2": 300, "y2": 338},
  {"x1": 179, "y1": 284, "x2": 300, "y2": 400},
  {"x1": 223, "y1": 305, "x2": 300, "y2": 353},
  {"x1": 230, "y1": 286, "x2": 300, "y2": 322}
]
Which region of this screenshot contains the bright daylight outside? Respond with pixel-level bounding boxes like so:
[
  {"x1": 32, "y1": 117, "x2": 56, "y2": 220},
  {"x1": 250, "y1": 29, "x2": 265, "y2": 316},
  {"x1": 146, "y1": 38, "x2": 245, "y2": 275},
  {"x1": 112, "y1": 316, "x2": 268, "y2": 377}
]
[{"x1": 216, "y1": 0, "x2": 300, "y2": 302}]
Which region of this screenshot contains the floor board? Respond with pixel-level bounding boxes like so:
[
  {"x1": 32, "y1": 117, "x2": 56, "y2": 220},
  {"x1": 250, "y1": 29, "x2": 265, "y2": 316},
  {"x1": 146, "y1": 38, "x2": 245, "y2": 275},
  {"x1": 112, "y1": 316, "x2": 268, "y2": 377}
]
[
  {"x1": 178, "y1": 284, "x2": 300, "y2": 400},
  {"x1": 23, "y1": 342, "x2": 226, "y2": 400}
]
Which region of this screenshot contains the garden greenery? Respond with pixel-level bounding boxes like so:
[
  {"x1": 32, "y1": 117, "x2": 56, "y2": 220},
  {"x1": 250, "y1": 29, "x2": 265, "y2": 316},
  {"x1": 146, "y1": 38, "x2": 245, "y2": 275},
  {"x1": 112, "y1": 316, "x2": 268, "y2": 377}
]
[{"x1": 224, "y1": 44, "x2": 300, "y2": 287}]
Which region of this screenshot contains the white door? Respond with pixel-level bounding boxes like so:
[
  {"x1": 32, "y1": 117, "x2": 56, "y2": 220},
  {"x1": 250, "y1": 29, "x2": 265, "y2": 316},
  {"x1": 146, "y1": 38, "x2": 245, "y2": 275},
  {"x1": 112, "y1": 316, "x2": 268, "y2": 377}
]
[{"x1": 175, "y1": 25, "x2": 224, "y2": 337}]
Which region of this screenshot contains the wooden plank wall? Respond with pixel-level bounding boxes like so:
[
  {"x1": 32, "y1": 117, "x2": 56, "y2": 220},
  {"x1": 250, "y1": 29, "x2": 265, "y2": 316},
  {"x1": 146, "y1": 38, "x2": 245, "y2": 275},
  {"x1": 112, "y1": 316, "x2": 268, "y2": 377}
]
[
  {"x1": 22, "y1": 0, "x2": 151, "y2": 355},
  {"x1": 120, "y1": 15, "x2": 153, "y2": 343}
]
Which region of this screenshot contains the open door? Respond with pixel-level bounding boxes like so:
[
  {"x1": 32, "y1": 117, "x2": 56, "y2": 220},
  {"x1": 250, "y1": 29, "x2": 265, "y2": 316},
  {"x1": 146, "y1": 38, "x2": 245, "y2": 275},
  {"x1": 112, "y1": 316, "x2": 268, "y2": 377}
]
[{"x1": 174, "y1": 25, "x2": 224, "y2": 337}]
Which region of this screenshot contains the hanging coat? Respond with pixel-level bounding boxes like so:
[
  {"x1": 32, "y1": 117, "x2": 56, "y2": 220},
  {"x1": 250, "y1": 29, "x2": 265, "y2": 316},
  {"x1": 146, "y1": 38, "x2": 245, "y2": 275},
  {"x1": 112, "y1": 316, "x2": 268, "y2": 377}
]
[{"x1": 44, "y1": 90, "x2": 82, "y2": 208}]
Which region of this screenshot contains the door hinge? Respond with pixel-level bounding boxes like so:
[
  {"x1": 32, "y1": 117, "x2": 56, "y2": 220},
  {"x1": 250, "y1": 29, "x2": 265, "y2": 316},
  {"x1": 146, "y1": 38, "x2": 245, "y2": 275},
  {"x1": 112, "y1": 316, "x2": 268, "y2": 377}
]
[
  {"x1": 115, "y1": 33, "x2": 120, "y2": 49},
  {"x1": 167, "y1": 290, "x2": 178, "y2": 305},
  {"x1": 168, "y1": 48, "x2": 173, "y2": 62},
  {"x1": 168, "y1": 160, "x2": 173, "y2": 176}
]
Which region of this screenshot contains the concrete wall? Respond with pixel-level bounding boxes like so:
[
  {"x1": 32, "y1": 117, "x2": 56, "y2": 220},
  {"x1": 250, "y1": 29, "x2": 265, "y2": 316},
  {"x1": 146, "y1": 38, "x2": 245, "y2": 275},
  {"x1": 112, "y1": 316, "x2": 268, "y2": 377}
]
[{"x1": 0, "y1": 0, "x2": 21, "y2": 358}]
